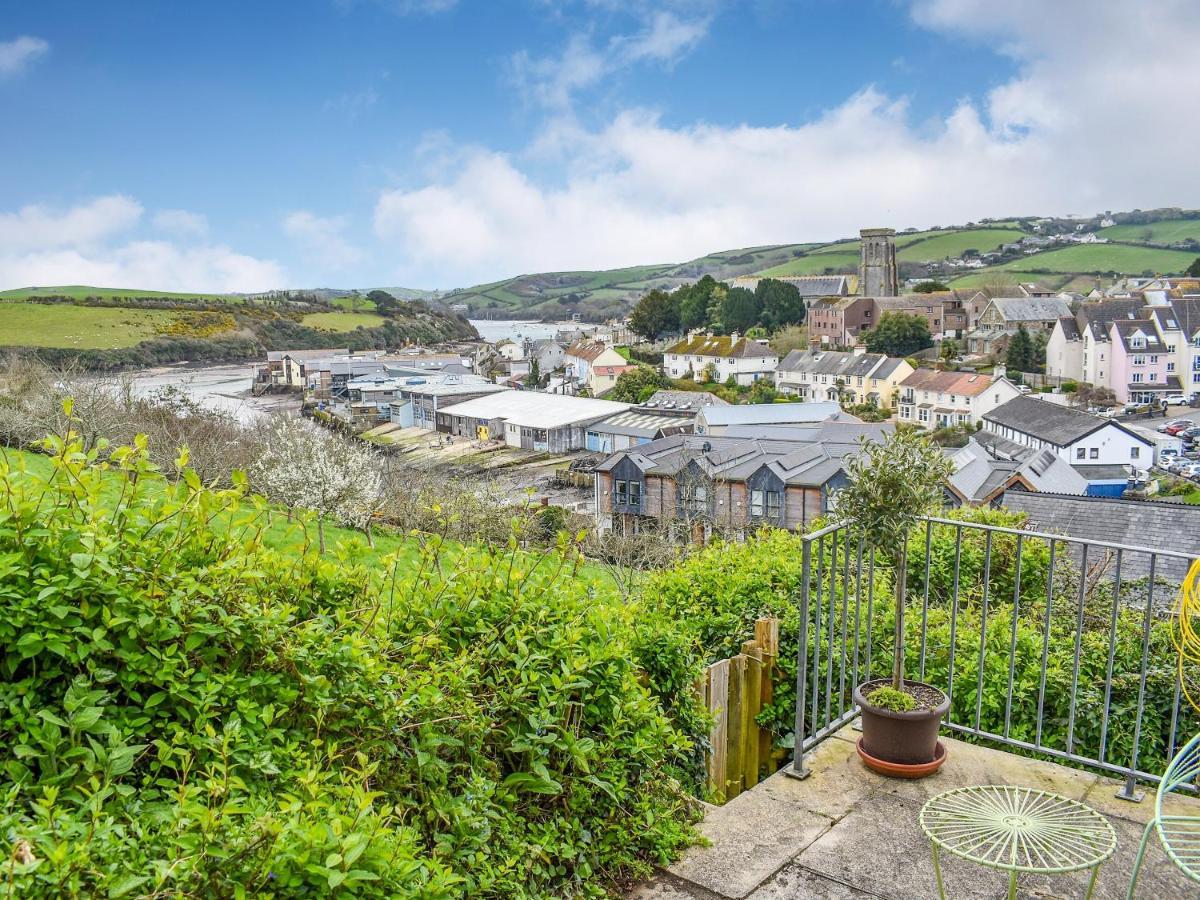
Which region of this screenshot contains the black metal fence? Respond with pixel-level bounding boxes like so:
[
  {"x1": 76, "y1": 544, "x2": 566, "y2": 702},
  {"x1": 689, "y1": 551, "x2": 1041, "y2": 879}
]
[{"x1": 789, "y1": 516, "x2": 1199, "y2": 800}]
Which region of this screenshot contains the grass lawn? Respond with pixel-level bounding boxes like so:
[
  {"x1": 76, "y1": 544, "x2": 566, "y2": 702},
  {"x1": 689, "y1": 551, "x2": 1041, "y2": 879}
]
[
  {"x1": 997, "y1": 243, "x2": 1198, "y2": 274},
  {"x1": 1099, "y1": 219, "x2": 1200, "y2": 245},
  {"x1": 0, "y1": 301, "x2": 181, "y2": 348},
  {"x1": 330, "y1": 296, "x2": 378, "y2": 312},
  {"x1": 0, "y1": 284, "x2": 239, "y2": 302},
  {"x1": 301, "y1": 311, "x2": 387, "y2": 331}
]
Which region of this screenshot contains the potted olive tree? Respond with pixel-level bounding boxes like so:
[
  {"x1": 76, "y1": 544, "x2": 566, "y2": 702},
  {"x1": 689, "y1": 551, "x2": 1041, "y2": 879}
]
[{"x1": 838, "y1": 428, "x2": 955, "y2": 776}]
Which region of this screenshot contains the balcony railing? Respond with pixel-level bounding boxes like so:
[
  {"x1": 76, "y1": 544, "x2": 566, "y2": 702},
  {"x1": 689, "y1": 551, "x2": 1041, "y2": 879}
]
[{"x1": 789, "y1": 516, "x2": 1200, "y2": 800}]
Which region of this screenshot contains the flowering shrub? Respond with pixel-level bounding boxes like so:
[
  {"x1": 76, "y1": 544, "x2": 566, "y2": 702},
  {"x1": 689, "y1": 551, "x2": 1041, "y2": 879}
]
[{"x1": 0, "y1": 428, "x2": 696, "y2": 897}]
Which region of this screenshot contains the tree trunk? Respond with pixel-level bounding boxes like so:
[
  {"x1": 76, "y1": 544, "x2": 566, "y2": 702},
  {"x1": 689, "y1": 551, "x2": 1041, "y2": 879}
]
[
  {"x1": 892, "y1": 539, "x2": 908, "y2": 691},
  {"x1": 318, "y1": 515, "x2": 326, "y2": 554},
  {"x1": 365, "y1": 519, "x2": 374, "y2": 549}
]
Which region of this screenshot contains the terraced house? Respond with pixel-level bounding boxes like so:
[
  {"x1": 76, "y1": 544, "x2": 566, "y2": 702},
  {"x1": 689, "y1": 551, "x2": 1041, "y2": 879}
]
[
  {"x1": 896, "y1": 368, "x2": 1021, "y2": 429},
  {"x1": 662, "y1": 331, "x2": 778, "y2": 385},
  {"x1": 774, "y1": 347, "x2": 912, "y2": 407},
  {"x1": 593, "y1": 424, "x2": 889, "y2": 538}
]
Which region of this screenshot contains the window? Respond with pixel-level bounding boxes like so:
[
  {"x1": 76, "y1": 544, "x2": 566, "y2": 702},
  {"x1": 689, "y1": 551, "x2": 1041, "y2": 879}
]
[
  {"x1": 1168, "y1": 362, "x2": 1176, "y2": 372},
  {"x1": 766, "y1": 491, "x2": 782, "y2": 520},
  {"x1": 628, "y1": 481, "x2": 642, "y2": 506},
  {"x1": 1150, "y1": 355, "x2": 1159, "y2": 364},
  {"x1": 1076, "y1": 447, "x2": 1086, "y2": 460},
  {"x1": 1168, "y1": 344, "x2": 1177, "y2": 353},
  {"x1": 1132, "y1": 373, "x2": 1144, "y2": 383},
  {"x1": 750, "y1": 489, "x2": 765, "y2": 518},
  {"x1": 1130, "y1": 447, "x2": 1140, "y2": 460},
  {"x1": 918, "y1": 408, "x2": 929, "y2": 423},
  {"x1": 683, "y1": 484, "x2": 708, "y2": 515},
  {"x1": 1132, "y1": 356, "x2": 1146, "y2": 366},
  {"x1": 614, "y1": 480, "x2": 627, "y2": 503},
  {"x1": 1090, "y1": 448, "x2": 1099, "y2": 459}
]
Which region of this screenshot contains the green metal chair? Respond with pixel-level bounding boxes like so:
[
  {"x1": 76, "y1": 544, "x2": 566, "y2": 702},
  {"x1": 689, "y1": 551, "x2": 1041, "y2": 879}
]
[{"x1": 1127, "y1": 732, "x2": 1200, "y2": 898}]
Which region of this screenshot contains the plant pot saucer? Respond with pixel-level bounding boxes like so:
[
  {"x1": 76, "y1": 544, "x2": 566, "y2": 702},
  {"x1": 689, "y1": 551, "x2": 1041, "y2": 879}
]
[{"x1": 856, "y1": 737, "x2": 947, "y2": 778}]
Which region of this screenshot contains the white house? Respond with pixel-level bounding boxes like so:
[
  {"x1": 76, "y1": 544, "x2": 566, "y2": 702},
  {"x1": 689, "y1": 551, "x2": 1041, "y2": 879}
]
[
  {"x1": 564, "y1": 340, "x2": 627, "y2": 392},
  {"x1": 896, "y1": 369, "x2": 1022, "y2": 430},
  {"x1": 663, "y1": 332, "x2": 778, "y2": 386},
  {"x1": 982, "y1": 395, "x2": 1153, "y2": 472}
]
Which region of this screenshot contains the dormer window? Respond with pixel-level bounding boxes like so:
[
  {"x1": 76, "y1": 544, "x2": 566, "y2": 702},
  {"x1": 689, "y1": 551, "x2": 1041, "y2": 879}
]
[{"x1": 1130, "y1": 336, "x2": 1146, "y2": 350}]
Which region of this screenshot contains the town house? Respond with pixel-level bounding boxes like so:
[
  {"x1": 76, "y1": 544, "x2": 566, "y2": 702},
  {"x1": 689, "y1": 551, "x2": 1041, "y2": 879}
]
[
  {"x1": 774, "y1": 347, "x2": 913, "y2": 408},
  {"x1": 896, "y1": 368, "x2": 1021, "y2": 430},
  {"x1": 662, "y1": 332, "x2": 778, "y2": 385}
]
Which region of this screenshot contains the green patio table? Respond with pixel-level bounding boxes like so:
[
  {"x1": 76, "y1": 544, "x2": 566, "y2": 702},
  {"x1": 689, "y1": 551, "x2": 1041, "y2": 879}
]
[{"x1": 919, "y1": 785, "x2": 1117, "y2": 900}]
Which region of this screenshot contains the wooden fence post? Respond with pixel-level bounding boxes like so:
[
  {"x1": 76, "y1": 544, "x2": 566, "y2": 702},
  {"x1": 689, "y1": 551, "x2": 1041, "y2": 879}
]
[
  {"x1": 726, "y1": 654, "x2": 747, "y2": 801},
  {"x1": 741, "y1": 639, "x2": 763, "y2": 790},
  {"x1": 705, "y1": 658, "x2": 729, "y2": 801},
  {"x1": 755, "y1": 618, "x2": 780, "y2": 765}
]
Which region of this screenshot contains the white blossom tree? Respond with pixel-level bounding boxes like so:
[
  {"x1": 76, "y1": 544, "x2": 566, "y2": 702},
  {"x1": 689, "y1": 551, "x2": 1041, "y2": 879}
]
[{"x1": 250, "y1": 416, "x2": 382, "y2": 552}]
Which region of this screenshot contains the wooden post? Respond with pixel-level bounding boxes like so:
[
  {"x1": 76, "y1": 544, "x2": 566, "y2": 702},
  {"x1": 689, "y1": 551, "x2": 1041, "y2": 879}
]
[
  {"x1": 706, "y1": 659, "x2": 729, "y2": 801},
  {"x1": 755, "y1": 618, "x2": 780, "y2": 766},
  {"x1": 742, "y1": 639, "x2": 763, "y2": 790},
  {"x1": 726, "y1": 654, "x2": 747, "y2": 801}
]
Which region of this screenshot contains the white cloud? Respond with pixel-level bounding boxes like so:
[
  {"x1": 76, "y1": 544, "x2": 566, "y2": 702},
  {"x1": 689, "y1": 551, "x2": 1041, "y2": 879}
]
[
  {"x1": 0, "y1": 36, "x2": 48, "y2": 76},
  {"x1": 283, "y1": 211, "x2": 365, "y2": 270},
  {"x1": 375, "y1": 0, "x2": 1200, "y2": 286},
  {"x1": 153, "y1": 209, "x2": 210, "y2": 238},
  {"x1": 511, "y1": 8, "x2": 714, "y2": 110},
  {"x1": 0, "y1": 196, "x2": 283, "y2": 293}
]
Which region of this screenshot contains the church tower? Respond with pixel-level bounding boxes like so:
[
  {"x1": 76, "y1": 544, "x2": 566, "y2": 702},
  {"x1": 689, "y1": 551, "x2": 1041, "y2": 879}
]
[{"x1": 859, "y1": 228, "x2": 898, "y2": 297}]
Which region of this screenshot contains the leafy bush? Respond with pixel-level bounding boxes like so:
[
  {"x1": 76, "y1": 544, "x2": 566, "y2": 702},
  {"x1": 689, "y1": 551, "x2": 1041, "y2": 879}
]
[{"x1": 0, "y1": 432, "x2": 696, "y2": 896}]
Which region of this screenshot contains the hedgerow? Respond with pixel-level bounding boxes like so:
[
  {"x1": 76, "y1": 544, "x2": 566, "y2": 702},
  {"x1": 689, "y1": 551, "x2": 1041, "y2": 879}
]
[{"x1": 0, "y1": 429, "x2": 696, "y2": 897}]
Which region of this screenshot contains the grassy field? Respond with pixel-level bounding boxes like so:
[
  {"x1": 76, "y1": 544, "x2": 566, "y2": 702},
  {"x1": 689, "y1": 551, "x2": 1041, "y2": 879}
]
[
  {"x1": 896, "y1": 228, "x2": 1023, "y2": 262},
  {"x1": 0, "y1": 301, "x2": 181, "y2": 348},
  {"x1": 0, "y1": 284, "x2": 240, "y2": 302},
  {"x1": 757, "y1": 252, "x2": 859, "y2": 277},
  {"x1": 300, "y1": 311, "x2": 387, "y2": 331},
  {"x1": 1099, "y1": 219, "x2": 1200, "y2": 245},
  {"x1": 995, "y1": 243, "x2": 1197, "y2": 274}
]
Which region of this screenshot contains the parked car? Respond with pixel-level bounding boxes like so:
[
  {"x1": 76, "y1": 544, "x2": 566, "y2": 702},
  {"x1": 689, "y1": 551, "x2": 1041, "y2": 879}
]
[
  {"x1": 1167, "y1": 459, "x2": 1189, "y2": 473},
  {"x1": 1164, "y1": 394, "x2": 1188, "y2": 406},
  {"x1": 1179, "y1": 463, "x2": 1200, "y2": 479},
  {"x1": 1159, "y1": 448, "x2": 1180, "y2": 462},
  {"x1": 1165, "y1": 421, "x2": 1194, "y2": 435},
  {"x1": 1181, "y1": 427, "x2": 1200, "y2": 440},
  {"x1": 1121, "y1": 402, "x2": 1151, "y2": 416}
]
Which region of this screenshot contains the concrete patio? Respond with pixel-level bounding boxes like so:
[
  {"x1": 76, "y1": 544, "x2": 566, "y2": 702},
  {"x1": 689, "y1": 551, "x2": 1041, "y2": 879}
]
[{"x1": 630, "y1": 729, "x2": 1200, "y2": 899}]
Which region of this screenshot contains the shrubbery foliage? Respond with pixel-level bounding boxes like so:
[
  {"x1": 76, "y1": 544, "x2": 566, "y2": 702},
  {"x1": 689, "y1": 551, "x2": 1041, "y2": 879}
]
[{"x1": 0, "y1": 430, "x2": 695, "y2": 897}]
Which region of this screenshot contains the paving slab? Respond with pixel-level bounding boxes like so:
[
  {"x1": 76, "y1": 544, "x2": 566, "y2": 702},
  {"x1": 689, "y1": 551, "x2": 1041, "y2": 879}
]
[
  {"x1": 666, "y1": 787, "x2": 833, "y2": 899},
  {"x1": 627, "y1": 874, "x2": 715, "y2": 900},
  {"x1": 1081, "y1": 772, "x2": 1200, "y2": 826},
  {"x1": 756, "y1": 737, "x2": 888, "y2": 821},
  {"x1": 746, "y1": 863, "x2": 880, "y2": 898}
]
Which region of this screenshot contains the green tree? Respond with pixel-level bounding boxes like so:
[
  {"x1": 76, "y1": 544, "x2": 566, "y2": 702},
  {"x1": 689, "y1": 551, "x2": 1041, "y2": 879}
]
[
  {"x1": 1006, "y1": 325, "x2": 1035, "y2": 373},
  {"x1": 679, "y1": 276, "x2": 719, "y2": 331},
  {"x1": 912, "y1": 281, "x2": 950, "y2": 293},
  {"x1": 1185, "y1": 257, "x2": 1200, "y2": 277},
  {"x1": 629, "y1": 289, "x2": 681, "y2": 341},
  {"x1": 747, "y1": 379, "x2": 779, "y2": 404},
  {"x1": 608, "y1": 364, "x2": 669, "y2": 403},
  {"x1": 755, "y1": 278, "x2": 805, "y2": 329},
  {"x1": 939, "y1": 338, "x2": 960, "y2": 363},
  {"x1": 367, "y1": 289, "x2": 403, "y2": 316},
  {"x1": 862, "y1": 312, "x2": 933, "y2": 357},
  {"x1": 719, "y1": 287, "x2": 762, "y2": 334},
  {"x1": 528, "y1": 357, "x2": 541, "y2": 388}
]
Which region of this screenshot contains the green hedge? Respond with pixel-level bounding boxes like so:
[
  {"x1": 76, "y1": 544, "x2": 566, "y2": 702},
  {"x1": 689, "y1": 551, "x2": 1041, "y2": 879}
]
[{"x1": 0, "y1": 437, "x2": 695, "y2": 897}]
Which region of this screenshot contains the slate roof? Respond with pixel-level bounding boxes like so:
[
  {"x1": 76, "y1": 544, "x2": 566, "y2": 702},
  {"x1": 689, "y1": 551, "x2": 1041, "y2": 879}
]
[
  {"x1": 900, "y1": 368, "x2": 996, "y2": 397},
  {"x1": 1076, "y1": 299, "x2": 1145, "y2": 341},
  {"x1": 664, "y1": 334, "x2": 777, "y2": 359},
  {"x1": 948, "y1": 439, "x2": 1087, "y2": 504},
  {"x1": 1002, "y1": 492, "x2": 1200, "y2": 584},
  {"x1": 983, "y1": 396, "x2": 1152, "y2": 447},
  {"x1": 776, "y1": 275, "x2": 851, "y2": 296},
  {"x1": 1170, "y1": 297, "x2": 1200, "y2": 339},
  {"x1": 1111, "y1": 319, "x2": 1163, "y2": 352},
  {"x1": 776, "y1": 349, "x2": 890, "y2": 379},
  {"x1": 1056, "y1": 316, "x2": 1081, "y2": 341},
  {"x1": 989, "y1": 297, "x2": 1073, "y2": 323},
  {"x1": 565, "y1": 340, "x2": 616, "y2": 362}
]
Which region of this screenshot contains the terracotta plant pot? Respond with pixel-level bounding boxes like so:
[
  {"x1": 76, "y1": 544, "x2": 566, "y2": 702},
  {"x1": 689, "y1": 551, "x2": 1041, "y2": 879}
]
[
  {"x1": 853, "y1": 679, "x2": 949, "y2": 772},
  {"x1": 856, "y1": 737, "x2": 946, "y2": 778}
]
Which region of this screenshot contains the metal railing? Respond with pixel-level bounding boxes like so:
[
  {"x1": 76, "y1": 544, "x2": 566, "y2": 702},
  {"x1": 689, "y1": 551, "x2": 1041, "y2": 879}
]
[{"x1": 789, "y1": 516, "x2": 1200, "y2": 800}]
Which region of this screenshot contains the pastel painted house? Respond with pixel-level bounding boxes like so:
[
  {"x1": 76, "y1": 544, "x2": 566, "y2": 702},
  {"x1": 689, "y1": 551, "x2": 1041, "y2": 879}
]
[{"x1": 1107, "y1": 318, "x2": 1175, "y2": 404}]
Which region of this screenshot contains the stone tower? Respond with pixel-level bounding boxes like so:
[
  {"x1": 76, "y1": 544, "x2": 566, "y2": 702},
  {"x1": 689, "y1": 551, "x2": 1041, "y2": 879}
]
[{"x1": 859, "y1": 228, "x2": 898, "y2": 297}]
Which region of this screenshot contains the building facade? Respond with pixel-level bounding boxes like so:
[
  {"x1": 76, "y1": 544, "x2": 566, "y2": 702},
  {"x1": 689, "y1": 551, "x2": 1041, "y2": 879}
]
[
  {"x1": 896, "y1": 368, "x2": 1021, "y2": 429},
  {"x1": 662, "y1": 333, "x2": 779, "y2": 385},
  {"x1": 774, "y1": 348, "x2": 913, "y2": 408}
]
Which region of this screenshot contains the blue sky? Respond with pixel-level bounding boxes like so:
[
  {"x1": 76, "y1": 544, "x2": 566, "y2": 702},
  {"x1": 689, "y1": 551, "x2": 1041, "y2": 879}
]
[{"x1": 1, "y1": 1, "x2": 1197, "y2": 291}]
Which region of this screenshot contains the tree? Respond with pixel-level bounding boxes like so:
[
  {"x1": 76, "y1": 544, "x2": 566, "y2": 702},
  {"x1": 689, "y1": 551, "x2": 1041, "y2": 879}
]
[
  {"x1": 608, "y1": 365, "x2": 669, "y2": 403},
  {"x1": 939, "y1": 338, "x2": 960, "y2": 364},
  {"x1": 719, "y1": 287, "x2": 762, "y2": 334},
  {"x1": 1006, "y1": 325, "x2": 1035, "y2": 373},
  {"x1": 1186, "y1": 257, "x2": 1200, "y2": 277},
  {"x1": 629, "y1": 289, "x2": 681, "y2": 341},
  {"x1": 251, "y1": 417, "x2": 382, "y2": 552},
  {"x1": 836, "y1": 429, "x2": 954, "y2": 691},
  {"x1": 367, "y1": 289, "x2": 403, "y2": 316},
  {"x1": 679, "y1": 276, "x2": 719, "y2": 331},
  {"x1": 528, "y1": 358, "x2": 541, "y2": 389},
  {"x1": 912, "y1": 281, "x2": 950, "y2": 293},
  {"x1": 748, "y1": 379, "x2": 779, "y2": 404},
  {"x1": 755, "y1": 278, "x2": 805, "y2": 329},
  {"x1": 862, "y1": 313, "x2": 933, "y2": 357}
]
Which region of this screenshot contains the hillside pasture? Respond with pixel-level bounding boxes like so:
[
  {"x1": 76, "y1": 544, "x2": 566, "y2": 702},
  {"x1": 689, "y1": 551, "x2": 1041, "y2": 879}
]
[
  {"x1": 0, "y1": 302, "x2": 182, "y2": 348},
  {"x1": 300, "y1": 311, "x2": 387, "y2": 331},
  {"x1": 0, "y1": 284, "x2": 240, "y2": 302},
  {"x1": 896, "y1": 227, "x2": 1024, "y2": 261},
  {"x1": 997, "y1": 243, "x2": 1197, "y2": 274},
  {"x1": 1099, "y1": 218, "x2": 1200, "y2": 245},
  {"x1": 757, "y1": 251, "x2": 859, "y2": 277}
]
